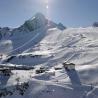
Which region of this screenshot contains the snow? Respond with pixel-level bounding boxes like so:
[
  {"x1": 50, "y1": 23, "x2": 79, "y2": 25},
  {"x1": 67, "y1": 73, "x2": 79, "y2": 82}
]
[{"x1": 0, "y1": 13, "x2": 98, "y2": 98}]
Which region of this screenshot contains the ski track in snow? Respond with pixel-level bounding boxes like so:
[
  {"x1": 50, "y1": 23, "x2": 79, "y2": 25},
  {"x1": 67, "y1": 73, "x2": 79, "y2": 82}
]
[
  {"x1": 0, "y1": 24, "x2": 98, "y2": 98},
  {"x1": 7, "y1": 33, "x2": 40, "y2": 56}
]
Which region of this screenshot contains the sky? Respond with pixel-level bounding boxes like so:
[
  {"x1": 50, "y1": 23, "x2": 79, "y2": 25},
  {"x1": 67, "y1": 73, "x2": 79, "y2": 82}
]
[{"x1": 0, "y1": 0, "x2": 98, "y2": 28}]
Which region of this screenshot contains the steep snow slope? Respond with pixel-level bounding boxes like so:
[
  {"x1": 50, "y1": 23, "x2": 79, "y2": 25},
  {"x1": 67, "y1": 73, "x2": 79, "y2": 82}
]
[
  {"x1": 1, "y1": 26, "x2": 98, "y2": 98},
  {"x1": 0, "y1": 13, "x2": 98, "y2": 98},
  {"x1": 3, "y1": 27, "x2": 98, "y2": 66},
  {"x1": 0, "y1": 13, "x2": 60, "y2": 56}
]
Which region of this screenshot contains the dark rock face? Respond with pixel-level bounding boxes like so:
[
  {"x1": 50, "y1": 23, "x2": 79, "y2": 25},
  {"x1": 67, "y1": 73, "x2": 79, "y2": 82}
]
[
  {"x1": 93, "y1": 22, "x2": 98, "y2": 27},
  {"x1": 57, "y1": 23, "x2": 66, "y2": 30},
  {"x1": 22, "y1": 13, "x2": 48, "y2": 32}
]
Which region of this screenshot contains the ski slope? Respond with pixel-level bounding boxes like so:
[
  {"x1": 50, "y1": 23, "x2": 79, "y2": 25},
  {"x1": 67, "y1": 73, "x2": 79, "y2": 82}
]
[
  {"x1": 2, "y1": 26, "x2": 98, "y2": 66},
  {"x1": 0, "y1": 13, "x2": 98, "y2": 98}
]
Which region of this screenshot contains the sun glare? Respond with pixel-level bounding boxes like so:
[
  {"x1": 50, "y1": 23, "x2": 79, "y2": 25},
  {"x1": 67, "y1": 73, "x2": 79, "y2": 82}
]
[
  {"x1": 46, "y1": 5, "x2": 49, "y2": 9},
  {"x1": 42, "y1": 0, "x2": 50, "y2": 20},
  {"x1": 45, "y1": 0, "x2": 49, "y2": 9}
]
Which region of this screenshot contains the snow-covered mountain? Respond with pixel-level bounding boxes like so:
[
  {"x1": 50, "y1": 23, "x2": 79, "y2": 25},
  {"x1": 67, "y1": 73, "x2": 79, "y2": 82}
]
[
  {"x1": 0, "y1": 13, "x2": 65, "y2": 56},
  {"x1": 0, "y1": 13, "x2": 98, "y2": 98}
]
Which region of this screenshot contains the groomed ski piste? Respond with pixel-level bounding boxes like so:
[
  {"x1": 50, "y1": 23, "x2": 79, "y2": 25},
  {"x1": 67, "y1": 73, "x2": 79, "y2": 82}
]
[{"x1": 0, "y1": 13, "x2": 98, "y2": 98}]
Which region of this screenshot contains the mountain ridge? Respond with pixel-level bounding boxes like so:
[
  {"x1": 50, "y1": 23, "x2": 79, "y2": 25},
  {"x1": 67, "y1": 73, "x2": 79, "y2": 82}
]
[{"x1": 0, "y1": 13, "x2": 98, "y2": 98}]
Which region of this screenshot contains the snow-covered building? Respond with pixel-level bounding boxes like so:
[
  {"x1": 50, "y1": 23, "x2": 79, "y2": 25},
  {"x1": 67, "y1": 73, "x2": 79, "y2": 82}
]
[{"x1": 63, "y1": 62, "x2": 75, "y2": 70}]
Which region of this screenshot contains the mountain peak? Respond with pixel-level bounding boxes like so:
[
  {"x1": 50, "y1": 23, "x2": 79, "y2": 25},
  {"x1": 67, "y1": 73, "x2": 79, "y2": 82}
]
[
  {"x1": 20, "y1": 13, "x2": 66, "y2": 32},
  {"x1": 30, "y1": 13, "x2": 46, "y2": 21},
  {"x1": 21, "y1": 13, "x2": 47, "y2": 31},
  {"x1": 34, "y1": 13, "x2": 45, "y2": 19}
]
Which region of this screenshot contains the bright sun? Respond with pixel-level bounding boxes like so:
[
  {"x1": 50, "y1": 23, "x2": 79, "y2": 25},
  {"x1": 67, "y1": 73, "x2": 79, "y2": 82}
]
[
  {"x1": 46, "y1": 5, "x2": 49, "y2": 9},
  {"x1": 45, "y1": 0, "x2": 49, "y2": 9}
]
